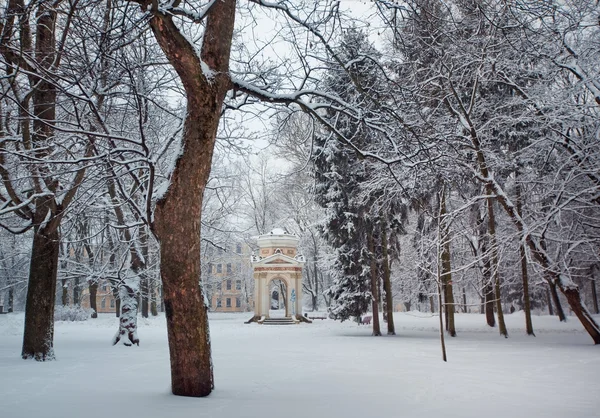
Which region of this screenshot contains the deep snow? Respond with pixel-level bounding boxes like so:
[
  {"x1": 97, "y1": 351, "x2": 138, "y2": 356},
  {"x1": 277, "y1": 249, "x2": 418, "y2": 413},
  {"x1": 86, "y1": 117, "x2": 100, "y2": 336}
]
[{"x1": 0, "y1": 311, "x2": 598, "y2": 418}]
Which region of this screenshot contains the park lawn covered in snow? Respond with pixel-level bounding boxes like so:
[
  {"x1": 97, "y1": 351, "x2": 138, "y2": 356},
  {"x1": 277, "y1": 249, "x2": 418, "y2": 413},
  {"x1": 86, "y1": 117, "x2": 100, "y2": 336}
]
[{"x1": 0, "y1": 311, "x2": 598, "y2": 418}]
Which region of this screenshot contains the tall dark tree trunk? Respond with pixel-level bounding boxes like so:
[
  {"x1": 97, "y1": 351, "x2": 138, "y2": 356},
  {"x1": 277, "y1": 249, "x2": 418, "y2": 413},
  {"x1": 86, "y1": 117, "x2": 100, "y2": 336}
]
[
  {"x1": 381, "y1": 219, "x2": 395, "y2": 335},
  {"x1": 487, "y1": 196, "x2": 508, "y2": 338},
  {"x1": 440, "y1": 188, "x2": 456, "y2": 337},
  {"x1": 430, "y1": 296, "x2": 435, "y2": 313},
  {"x1": 147, "y1": 0, "x2": 236, "y2": 397},
  {"x1": 462, "y1": 288, "x2": 467, "y2": 313},
  {"x1": 150, "y1": 278, "x2": 158, "y2": 316},
  {"x1": 20, "y1": 3, "x2": 61, "y2": 362},
  {"x1": 141, "y1": 274, "x2": 149, "y2": 318},
  {"x1": 89, "y1": 282, "x2": 98, "y2": 318},
  {"x1": 591, "y1": 278, "x2": 599, "y2": 315},
  {"x1": 73, "y1": 277, "x2": 80, "y2": 306},
  {"x1": 22, "y1": 225, "x2": 60, "y2": 360},
  {"x1": 61, "y1": 279, "x2": 69, "y2": 306},
  {"x1": 549, "y1": 281, "x2": 567, "y2": 322},
  {"x1": 547, "y1": 288, "x2": 554, "y2": 316},
  {"x1": 8, "y1": 286, "x2": 14, "y2": 312},
  {"x1": 313, "y1": 256, "x2": 319, "y2": 311},
  {"x1": 367, "y1": 228, "x2": 381, "y2": 336},
  {"x1": 515, "y1": 181, "x2": 534, "y2": 336}
]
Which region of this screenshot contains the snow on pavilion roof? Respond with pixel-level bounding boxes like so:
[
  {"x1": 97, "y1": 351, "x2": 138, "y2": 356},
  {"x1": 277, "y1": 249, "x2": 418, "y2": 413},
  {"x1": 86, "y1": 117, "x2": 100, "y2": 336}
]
[{"x1": 251, "y1": 251, "x2": 305, "y2": 265}]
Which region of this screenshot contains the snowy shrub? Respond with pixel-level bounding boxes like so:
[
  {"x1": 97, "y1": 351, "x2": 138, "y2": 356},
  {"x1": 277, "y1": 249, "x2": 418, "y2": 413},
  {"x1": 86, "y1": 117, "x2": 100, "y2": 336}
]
[{"x1": 54, "y1": 305, "x2": 93, "y2": 322}]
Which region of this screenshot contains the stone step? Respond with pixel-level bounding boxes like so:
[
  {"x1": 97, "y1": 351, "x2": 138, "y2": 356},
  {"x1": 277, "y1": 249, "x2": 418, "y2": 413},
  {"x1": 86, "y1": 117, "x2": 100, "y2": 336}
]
[{"x1": 262, "y1": 318, "x2": 296, "y2": 325}]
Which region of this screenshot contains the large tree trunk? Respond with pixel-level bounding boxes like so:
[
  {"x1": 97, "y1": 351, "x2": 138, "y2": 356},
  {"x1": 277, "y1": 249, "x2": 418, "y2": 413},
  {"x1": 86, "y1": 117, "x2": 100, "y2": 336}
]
[
  {"x1": 147, "y1": 0, "x2": 236, "y2": 397},
  {"x1": 515, "y1": 181, "x2": 534, "y2": 336},
  {"x1": 22, "y1": 225, "x2": 60, "y2": 360},
  {"x1": 380, "y1": 218, "x2": 395, "y2": 335},
  {"x1": 367, "y1": 228, "x2": 381, "y2": 336}
]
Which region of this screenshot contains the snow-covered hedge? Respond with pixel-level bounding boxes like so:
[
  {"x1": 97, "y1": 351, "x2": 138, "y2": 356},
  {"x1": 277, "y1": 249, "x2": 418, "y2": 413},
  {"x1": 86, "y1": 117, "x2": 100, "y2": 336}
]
[{"x1": 54, "y1": 305, "x2": 94, "y2": 322}]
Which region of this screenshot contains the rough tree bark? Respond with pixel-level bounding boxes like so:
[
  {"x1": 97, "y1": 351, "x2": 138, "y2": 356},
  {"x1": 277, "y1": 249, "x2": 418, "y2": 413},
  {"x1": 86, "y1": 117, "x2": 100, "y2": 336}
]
[
  {"x1": 22, "y1": 222, "x2": 60, "y2": 360},
  {"x1": 486, "y1": 196, "x2": 508, "y2": 338},
  {"x1": 142, "y1": 0, "x2": 237, "y2": 397}
]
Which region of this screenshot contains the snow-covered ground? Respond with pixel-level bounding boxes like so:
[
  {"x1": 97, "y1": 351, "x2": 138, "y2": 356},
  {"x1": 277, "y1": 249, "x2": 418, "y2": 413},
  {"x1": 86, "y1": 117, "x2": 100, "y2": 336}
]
[{"x1": 1, "y1": 311, "x2": 598, "y2": 418}]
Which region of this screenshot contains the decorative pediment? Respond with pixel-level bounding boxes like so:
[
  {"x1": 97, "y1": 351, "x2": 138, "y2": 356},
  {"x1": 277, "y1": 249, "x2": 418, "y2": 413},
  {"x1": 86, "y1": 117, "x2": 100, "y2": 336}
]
[{"x1": 265, "y1": 258, "x2": 292, "y2": 264}]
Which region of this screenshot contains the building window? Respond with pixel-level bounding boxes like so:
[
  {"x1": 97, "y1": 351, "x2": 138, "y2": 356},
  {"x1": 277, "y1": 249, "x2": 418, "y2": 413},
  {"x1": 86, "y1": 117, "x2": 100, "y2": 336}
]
[
  {"x1": 101, "y1": 299, "x2": 106, "y2": 309},
  {"x1": 226, "y1": 298, "x2": 231, "y2": 308},
  {"x1": 216, "y1": 299, "x2": 222, "y2": 308},
  {"x1": 208, "y1": 263, "x2": 213, "y2": 274},
  {"x1": 236, "y1": 262, "x2": 242, "y2": 272},
  {"x1": 236, "y1": 280, "x2": 241, "y2": 290},
  {"x1": 236, "y1": 297, "x2": 241, "y2": 308},
  {"x1": 236, "y1": 243, "x2": 242, "y2": 254},
  {"x1": 110, "y1": 299, "x2": 115, "y2": 308},
  {"x1": 226, "y1": 279, "x2": 232, "y2": 290},
  {"x1": 217, "y1": 264, "x2": 222, "y2": 273},
  {"x1": 102, "y1": 283, "x2": 107, "y2": 291},
  {"x1": 227, "y1": 263, "x2": 232, "y2": 274}
]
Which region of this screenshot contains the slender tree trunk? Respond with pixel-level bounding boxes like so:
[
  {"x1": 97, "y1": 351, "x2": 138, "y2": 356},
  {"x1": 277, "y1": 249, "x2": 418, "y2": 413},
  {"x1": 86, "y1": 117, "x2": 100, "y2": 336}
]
[
  {"x1": 73, "y1": 277, "x2": 80, "y2": 306},
  {"x1": 591, "y1": 279, "x2": 599, "y2": 315},
  {"x1": 112, "y1": 286, "x2": 121, "y2": 317},
  {"x1": 8, "y1": 287, "x2": 14, "y2": 312},
  {"x1": 22, "y1": 225, "x2": 60, "y2": 360},
  {"x1": 61, "y1": 279, "x2": 69, "y2": 306},
  {"x1": 150, "y1": 277, "x2": 158, "y2": 316},
  {"x1": 430, "y1": 296, "x2": 435, "y2": 313},
  {"x1": 140, "y1": 227, "x2": 149, "y2": 318},
  {"x1": 440, "y1": 188, "x2": 456, "y2": 337},
  {"x1": 367, "y1": 228, "x2": 381, "y2": 336},
  {"x1": 89, "y1": 282, "x2": 98, "y2": 318},
  {"x1": 547, "y1": 288, "x2": 554, "y2": 316},
  {"x1": 462, "y1": 288, "x2": 467, "y2": 313},
  {"x1": 147, "y1": 0, "x2": 236, "y2": 396},
  {"x1": 487, "y1": 195, "x2": 508, "y2": 338},
  {"x1": 313, "y1": 256, "x2": 319, "y2": 311},
  {"x1": 141, "y1": 274, "x2": 149, "y2": 318},
  {"x1": 549, "y1": 281, "x2": 567, "y2": 322},
  {"x1": 381, "y1": 218, "x2": 395, "y2": 335},
  {"x1": 515, "y1": 181, "x2": 534, "y2": 336}
]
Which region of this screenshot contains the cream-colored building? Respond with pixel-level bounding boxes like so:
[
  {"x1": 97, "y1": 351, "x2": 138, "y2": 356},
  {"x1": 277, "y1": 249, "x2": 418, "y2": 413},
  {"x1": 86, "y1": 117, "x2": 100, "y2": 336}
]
[{"x1": 251, "y1": 229, "x2": 305, "y2": 319}]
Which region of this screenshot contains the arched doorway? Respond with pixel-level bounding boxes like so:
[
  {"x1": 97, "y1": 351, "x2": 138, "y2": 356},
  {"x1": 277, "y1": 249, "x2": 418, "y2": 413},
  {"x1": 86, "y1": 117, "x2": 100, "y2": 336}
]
[{"x1": 269, "y1": 278, "x2": 288, "y2": 317}]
